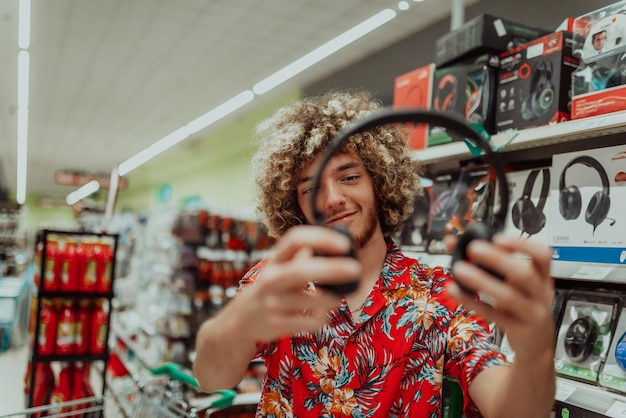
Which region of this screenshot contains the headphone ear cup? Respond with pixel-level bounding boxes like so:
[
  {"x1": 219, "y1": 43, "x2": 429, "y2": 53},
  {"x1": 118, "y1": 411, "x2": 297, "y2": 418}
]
[
  {"x1": 585, "y1": 191, "x2": 611, "y2": 227},
  {"x1": 559, "y1": 185, "x2": 582, "y2": 220},
  {"x1": 512, "y1": 198, "x2": 546, "y2": 235}
]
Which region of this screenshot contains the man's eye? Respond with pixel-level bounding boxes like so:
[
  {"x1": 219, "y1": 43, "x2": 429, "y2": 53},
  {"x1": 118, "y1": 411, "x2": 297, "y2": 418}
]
[{"x1": 344, "y1": 175, "x2": 359, "y2": 182}]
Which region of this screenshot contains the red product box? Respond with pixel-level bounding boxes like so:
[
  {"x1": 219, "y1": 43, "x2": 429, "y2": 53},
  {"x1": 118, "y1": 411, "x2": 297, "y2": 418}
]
[
  {"x1": 393, "y1": 63, "x2": 434, "y2": 150},
  {"x1": 495, "y1": 31, "x2": 580, "y2": 133}
]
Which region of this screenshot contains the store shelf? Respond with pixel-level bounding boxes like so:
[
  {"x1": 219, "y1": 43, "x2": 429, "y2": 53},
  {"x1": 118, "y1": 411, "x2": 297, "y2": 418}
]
[
  {"x1": 412, "y1": 110, "x2": 626, "y2": 166},
  {"x1": 31, "y1": 353, "x2": 108, "y2": 363},
  {"x1": 556, "y1": 376, "x2": 626, "y2": 416}
]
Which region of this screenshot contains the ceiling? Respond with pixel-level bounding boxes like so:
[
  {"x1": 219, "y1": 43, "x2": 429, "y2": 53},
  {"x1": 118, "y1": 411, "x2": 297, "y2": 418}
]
[{"x1": 0, "y1": 0, "x2": 476, "y2": 198}]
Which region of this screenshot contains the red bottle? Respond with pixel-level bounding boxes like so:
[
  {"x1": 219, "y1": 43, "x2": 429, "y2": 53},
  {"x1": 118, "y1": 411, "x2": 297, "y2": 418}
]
[
  {"x1": 80, "y1": 241, "x2": 97, "y2": 292},
  {"x1": 50, "y1": 363, "x2": 72, "y2": 414},
  {"x1": 59, "y1": 240, "x2": 79, "y2": 292},
  {"x1": 74, "y1": 300, "x2": 91, "y2": 355},
  {"x1": 56, "y1": 300, "x2": 76, "y2": 355},
  {"x1": 27, "y1": 363, "x2": 55, "y2": 414},
  {"x1": 43, "y1": 239, "x2": 60, "y2": 291},
  {"x1": 74, "y1": 240, "x2": 87, "y2": 292},
  {"x1": 94, "y1": 241, "x2": 113, "y2": 293},
  {"x1": 90, "y1": 299, "x2": 108, "y2": 355},
  {"x1": 37, "y1": 298, "x2": 58, "y2": 356}
]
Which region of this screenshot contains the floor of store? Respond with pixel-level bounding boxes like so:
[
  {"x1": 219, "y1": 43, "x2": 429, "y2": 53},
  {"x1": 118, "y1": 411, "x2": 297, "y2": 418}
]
[{"x1": 0, "y1": 344, "x2": 29, "y2": 415}]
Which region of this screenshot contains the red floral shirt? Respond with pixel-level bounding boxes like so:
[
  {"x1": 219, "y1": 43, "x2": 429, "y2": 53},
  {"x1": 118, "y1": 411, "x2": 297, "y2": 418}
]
[{"x1": 239, "y1": 240, "x2": 508, "y2": 417}]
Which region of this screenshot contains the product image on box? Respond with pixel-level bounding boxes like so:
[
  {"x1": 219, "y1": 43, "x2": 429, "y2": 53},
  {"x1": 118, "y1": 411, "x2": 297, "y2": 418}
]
[
  {"x1": 599, "y1": 307, "x2": 626, "y2": 394},
  {"x1": 393, "y1": 64, "x2": 434, "y2": 150},
  {"x1": 509, "y1": 167, "x2": 551, "y2": 240},
  {"x1": 495, "y1": 31, "x2": 579, "y2": 132},
  {"x1": 554, "y1": 291, "x2": 619, "y2": 384},
  {"x1": 571, "y1": 1, "x2": 626, "y2": 118},
  {"x1": 549, "y1": 145, "x2": 626, "y2": 265},
  {"x1": 426, "y1": 165, "x2": 493, "y2": 253},
  {"x1": 396, "y1": 179, "x2": 432, "y2": 252}
]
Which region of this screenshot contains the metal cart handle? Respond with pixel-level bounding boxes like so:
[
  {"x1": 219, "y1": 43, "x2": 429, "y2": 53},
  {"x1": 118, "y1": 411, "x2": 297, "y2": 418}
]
[{"x1": 149, "y1": 362, "x2": 236, "y2": 409}]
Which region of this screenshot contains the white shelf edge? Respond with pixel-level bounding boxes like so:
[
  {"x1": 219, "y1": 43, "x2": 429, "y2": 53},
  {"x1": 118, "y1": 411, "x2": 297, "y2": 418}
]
[
  {"x1": 556, "y1": 375, "x2": 626, "y2": 416},
  {"x1": 412, "y1": 110, "x2": 626, "y2": 165}
]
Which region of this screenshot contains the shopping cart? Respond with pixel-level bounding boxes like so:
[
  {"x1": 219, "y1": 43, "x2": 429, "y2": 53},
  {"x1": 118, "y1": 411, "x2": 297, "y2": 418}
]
[{"x1": 1, "y1": 362, "x2": 257, "y2": 418}]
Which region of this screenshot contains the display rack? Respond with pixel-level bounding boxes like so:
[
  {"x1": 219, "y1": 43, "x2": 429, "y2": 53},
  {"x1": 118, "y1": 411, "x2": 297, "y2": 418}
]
[
  {"x1": 26, "y1": 228, "x2": 118, "y2": 409},
  {"x1": 405, "y1": 110, "x2": 626, "y2": 417}
]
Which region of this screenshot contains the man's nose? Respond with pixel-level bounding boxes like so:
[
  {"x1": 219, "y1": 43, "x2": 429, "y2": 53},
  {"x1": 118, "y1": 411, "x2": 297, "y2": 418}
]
[{"x1": 321, "y1": 182, "x2": 346, "y2": 209}]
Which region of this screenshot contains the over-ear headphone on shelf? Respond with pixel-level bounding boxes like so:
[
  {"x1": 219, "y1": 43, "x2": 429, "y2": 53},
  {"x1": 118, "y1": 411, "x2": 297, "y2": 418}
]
[
  {"x1": 559, "y1": 155, "x2": 614, "y2": 234},
  {"x1": 590, "y1": 52, "x2": 626, "y2": 91},
  {"x1": 430, "y1": 185, "x2": 463, "y2": 235},
  {"x1": 564, "y1": 316, "x2": 600, "y2": 363},
  {"x1": 521, "y1": 61, "x2": 555, "y2": 122},
  {"x1": 511, "y1": 168, "x2": 550, "y2": 237},
  {"x1": 433, "y1": 74, "x2": 458, "y2": 112},
  {"x1": 310, "y1": 108, "x2": 509, "y2": 295}
]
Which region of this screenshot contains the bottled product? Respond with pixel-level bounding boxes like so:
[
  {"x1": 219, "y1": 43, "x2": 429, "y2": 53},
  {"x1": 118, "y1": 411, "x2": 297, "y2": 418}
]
[
  {"x1": 59, "y1": 240, "x2": 79, "y2": 292},
  {"x1": 74, "y1": 300, "x2": 92, "y2": 355},
  {"x1": 50, "y1": 363, "x2": 72, "y2": 414},
  {"x1": 56, "y1": 300, "x2": 76, "y2": 355},
  {"x1": 74, "y1": 240, "x2": 87, "y2": 292},
  {"x1": 72, "y1": 363, "x2": 92, "y2": 414},
  {"x1": 26, "y1": 363, "x2": 55, "y2": 415},
  {"x1": 94, "y1": 241, "x2": 113, "y2": 293},
  {"x1": 38, "y1": 298, "x2": 58, "y2": 356},
  {"x1": 90, "y1": 299, "x2": 108, "y2": 355},
  {"x1": 81, "y1": 240, "x2": 97, "y2": 292},
  {"x1": 43, "y1": 239, "x2": 60, "y2": 291},
  {"x1": 33, "y1": 241, "x2": 43, "y2": 287}
]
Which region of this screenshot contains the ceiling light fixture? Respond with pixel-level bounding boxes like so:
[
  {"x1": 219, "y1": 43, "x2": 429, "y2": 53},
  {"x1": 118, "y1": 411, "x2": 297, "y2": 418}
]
[
  {"x1": 252, "y1": 8, "x2": 397, "y2": 95},
  {"x1": 398, "y1": 2, "x2": 410, "y2": 11},
  {"x1": 66, "y1": 180, "x2": 100, "y2": 206},
  {"x1": 16, "y1": 0, "x2": 31, "y2": 205}
]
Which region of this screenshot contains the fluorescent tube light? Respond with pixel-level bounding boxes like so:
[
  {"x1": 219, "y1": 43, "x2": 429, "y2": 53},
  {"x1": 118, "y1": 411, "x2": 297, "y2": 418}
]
[
  {"x1": 117, "y1": 90, "x2": 255, "y2": 176},
  {"x1": 16, "y1": 50, "x2": 30, "y2": 205},
  {"x1": 252, "y1": 8, "x2": 397, "y2": 95},
  {"x1": 66, "y1": 180, "x2": 100, "y2": 206},
  {"x1": 18, "y1": 0, "x2": 31, "y2": 49}
]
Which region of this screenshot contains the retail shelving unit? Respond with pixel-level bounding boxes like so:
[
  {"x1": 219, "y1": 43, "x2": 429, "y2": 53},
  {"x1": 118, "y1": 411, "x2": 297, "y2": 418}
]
[
  {"x1": 404, "y1": 110, "x2": 626, "y2": 416},
  {"x1": 26, "y1": 229, "x2": 118, "y2": 408}
]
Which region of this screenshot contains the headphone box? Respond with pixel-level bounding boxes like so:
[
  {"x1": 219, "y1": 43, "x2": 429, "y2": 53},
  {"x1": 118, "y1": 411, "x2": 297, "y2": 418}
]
[
  {"x1": 571, "y1": 1, "x2": 626, "y2": 119},
  {"x1": 554, "y1": 291, "x2": 619, "y2": 384},
  {"x1": 395, "y1": 178, "x2": 432, "y2": 252},
  {"x1": 549, "y1": 144, "x2": 626, "y2": 265},
  {"x1": 494, "y1": 31, "x2": 580, "y2": 133},
  {"x1": 599, "y1": 307, "x2": 626, "y2": 393},
  {"x1": 552, "y1": 401, "x2": 611, "y2": 418},
  {"x1": 425, "y1": 165, "x2": 494, "y2": 253},
  {"x1": 428, "y1": 54, "x2": 499, "y2": 147},
  {"x1": 434, "y1": 14, "x2": 550, "y2": 68},
  {"x1": 498, "y1": 166, "x2": 552, "y2": 245},
  {"x1": 393, "y1": 63, "x2": 435, "y2": 150}
]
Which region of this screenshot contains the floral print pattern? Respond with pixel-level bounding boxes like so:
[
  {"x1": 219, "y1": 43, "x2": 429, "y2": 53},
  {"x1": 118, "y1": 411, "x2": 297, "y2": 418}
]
[{"x1": 239, "y1": 240, "x2": 508, "y2": 417}]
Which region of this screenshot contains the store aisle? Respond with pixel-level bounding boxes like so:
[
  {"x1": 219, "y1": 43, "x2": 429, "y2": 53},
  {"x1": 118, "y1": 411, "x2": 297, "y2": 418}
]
[{"x1": 0, "y1": 344, "x2": 29, "y2": 415}]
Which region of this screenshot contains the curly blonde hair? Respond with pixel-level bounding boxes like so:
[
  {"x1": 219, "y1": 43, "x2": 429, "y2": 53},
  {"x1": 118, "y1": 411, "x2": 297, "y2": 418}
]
[{"x1": 251, "y1": 89, "x2": 423, "y2": 239}]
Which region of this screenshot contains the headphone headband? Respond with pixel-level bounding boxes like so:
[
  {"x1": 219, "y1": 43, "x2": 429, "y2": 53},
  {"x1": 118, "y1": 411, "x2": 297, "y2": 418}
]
[
  {"x1": 523, "y1": 168, "x2": 551, "y2": 212},
  {"x1": 559, "y1": 155, "x2": 610, "y2": 195},
  {"x1": 310, "y1": 108, "x2": 509, "y2": 232}
]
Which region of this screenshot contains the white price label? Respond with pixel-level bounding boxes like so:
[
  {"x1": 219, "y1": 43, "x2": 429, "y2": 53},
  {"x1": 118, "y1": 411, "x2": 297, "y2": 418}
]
[
  {"x1": 555, "y1": 380, "x2": 576, "y2": 402},
  {"x1": 606, "y1": 401, "x2": 626, "y2": 417},
  {"x1": 572, "y1": 265, "x2": 612, "y2": 280}
]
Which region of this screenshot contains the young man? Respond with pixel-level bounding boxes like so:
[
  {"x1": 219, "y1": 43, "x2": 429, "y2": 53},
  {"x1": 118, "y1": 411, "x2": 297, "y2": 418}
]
[{"x1": 193, "y1": 90, "x2": 556, "y2": 417}]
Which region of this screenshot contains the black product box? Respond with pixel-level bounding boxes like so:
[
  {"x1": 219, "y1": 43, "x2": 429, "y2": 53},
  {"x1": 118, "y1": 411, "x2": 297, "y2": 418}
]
[
  {"x1": 435, "y1": 14, "x2": 550, "y2": 68},
  {"x1": 495, "y1": 31, "x2": 580, "y2": 133},
  {"x1": 428, "y1": 54, "x2": 499, "y2": 147}
]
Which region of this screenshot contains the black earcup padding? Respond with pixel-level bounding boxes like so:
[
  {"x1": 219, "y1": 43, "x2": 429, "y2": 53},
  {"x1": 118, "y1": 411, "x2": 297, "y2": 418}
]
[
  {"x1": 559, "y1": 185, "x2": 582, "y2": 220},
  {"x1": 585, "y1": 191, "x2": 611, "y2": 227},
  {"x1": 564, "y1": 316, "x2": 598, "y2": 363}
]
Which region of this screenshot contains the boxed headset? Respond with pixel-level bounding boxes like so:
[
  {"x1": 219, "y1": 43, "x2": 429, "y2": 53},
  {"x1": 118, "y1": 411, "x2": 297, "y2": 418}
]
[
  {"x1": 434, "y1": 14, "x2": 549, "y2": 68},
  {"x1": 548, "y1": 144, "x2": 626, "y2": 265},
  {"x1": 396, "y1": 178, "x2": 432, "y2": 252},
  {"x1": 495, "y1": 31, "x2": 580, "y2": 133},
  {"x1": 428, "y1": 54, "x2": 499, "y2": 147},
  {"x1": 571, "y1": 1, "x2": 626, "y2": 119},
  {"x1": 554, "y1": 290, "x2": 620, "y2": 384},
  {"x1": 393, "y1": 63, "x2": 435, "y2": 150},
  {"x1": 425, "y1": 165, "x2": 494, "y2": 253},
  {"x1": 599, "y1": 307, "x2": 626, "y2": 393}
]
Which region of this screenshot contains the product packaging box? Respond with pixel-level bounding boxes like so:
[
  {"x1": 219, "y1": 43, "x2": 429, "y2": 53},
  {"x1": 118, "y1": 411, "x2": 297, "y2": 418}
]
[
  {"x1": 428, "y1": 54, "x2": 499, "y2": 147},
  {"x1": 549, "y1": 144, "x2": 626, "y2": 265},
  {"x1": 425, "y1": 165, "x2": 494, "y2": 253},
  {"x1": 434, "y1": 14, "x2": 550, "y2": 68},
  {"x1": 554, "y1": 291, "x2": 620, "y2": 384},
  {"x1": 495, "y1": 31, "x2": 580, "y2": 132},
  {"x1": 393, "y1": 63, "x2": 435, "y2": 150},
  {"x1": 599, "y1": 307, "x2": 626, "y2": 394},
  {"x1": 497, "y1": 166, "x2": 552, "y2": 245},
  {"x1": 571, "y1": 1, "x2": 626, "y2": 119},
  {"x1": 395, "y1": 178, "x2": 432, "y2": 252}
]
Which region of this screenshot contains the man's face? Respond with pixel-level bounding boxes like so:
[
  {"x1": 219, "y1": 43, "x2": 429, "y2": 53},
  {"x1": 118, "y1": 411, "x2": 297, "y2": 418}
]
[
  {"x1": 296, "y1": 152, "x2": 381, "y2": 249},
  {"x1": 593, "y1": 30, "x2": 607, "y2": 51}
]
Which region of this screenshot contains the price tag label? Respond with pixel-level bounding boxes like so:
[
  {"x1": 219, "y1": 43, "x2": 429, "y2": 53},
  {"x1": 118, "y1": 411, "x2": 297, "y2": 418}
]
[
  {"x1": 606, "y1": 401, "x2": 626, "y2": 417},
  {"x1": 572, "y1": 265, "x2": 612, "y2": 280},
  {"x1": 555, "y1": 380, "x2": 576, "y2": 402}
]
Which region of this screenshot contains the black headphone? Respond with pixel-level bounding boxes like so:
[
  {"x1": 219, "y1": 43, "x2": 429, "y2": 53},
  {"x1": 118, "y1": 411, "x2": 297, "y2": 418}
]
[
  {"x1": 564, "y1": 316, "x2": 599, "y2": 363},
  {"x1": 559, "y1": 155, "x2": 613, "y2": 234},
  {"x1": 310, "y1": 108, "x2": 509, "y2": 295},
  {"x1": 521, "y1": 61, "x2": 555, "y2": 122},
  {"x1": 511, "y1": 168, "x2": 550, "y2": 237},
  {"x1": 430, "y1": 184, "x2": 463, "y2": 235}
]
